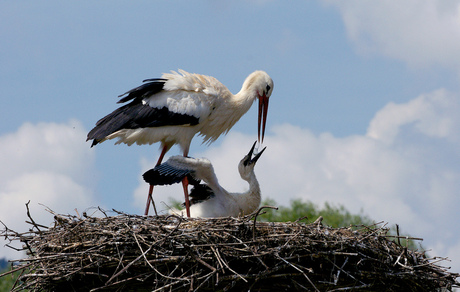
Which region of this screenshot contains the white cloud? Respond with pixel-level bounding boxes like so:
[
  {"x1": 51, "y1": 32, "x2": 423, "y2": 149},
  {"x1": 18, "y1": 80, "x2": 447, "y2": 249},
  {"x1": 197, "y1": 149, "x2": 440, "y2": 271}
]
[
  {"x1": 134, "y1": 88, "x2": 460, "y2": 273},
  {"x1": 0, "y1": 120, "x2": 95, "y2": 184},
  {"x1": 0, "y1": 120, "x2": 97, "y2": 259},
  {"x1": 367, "y1": 89, "x2": 460, "y2": 144},
  {"x1": 323, "y1": 0, "x2": 460, "y2": 70}
]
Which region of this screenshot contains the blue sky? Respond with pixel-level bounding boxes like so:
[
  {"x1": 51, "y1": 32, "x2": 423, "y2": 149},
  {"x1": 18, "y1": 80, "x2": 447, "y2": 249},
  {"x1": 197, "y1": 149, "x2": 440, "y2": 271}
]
[{"x1": 2, "y1": 0, "x2": 460, "y2": 276}]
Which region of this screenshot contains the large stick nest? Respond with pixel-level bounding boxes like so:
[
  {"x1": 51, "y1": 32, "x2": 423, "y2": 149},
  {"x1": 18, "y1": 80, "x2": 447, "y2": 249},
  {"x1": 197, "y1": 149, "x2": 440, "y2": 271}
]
[{"x1": 1, "y1": 206, "x2": 459, "y2": 291}]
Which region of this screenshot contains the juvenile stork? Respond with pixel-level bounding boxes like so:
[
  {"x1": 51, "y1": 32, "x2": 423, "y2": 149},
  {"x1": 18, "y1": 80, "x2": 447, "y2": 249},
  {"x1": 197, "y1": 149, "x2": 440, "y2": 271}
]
[
  {"x1": 87, "y1": 70, "x2": 273, "y2": 217},
  {"x1": 142, "y1": 142, "x2": 265, "y2": 218}
]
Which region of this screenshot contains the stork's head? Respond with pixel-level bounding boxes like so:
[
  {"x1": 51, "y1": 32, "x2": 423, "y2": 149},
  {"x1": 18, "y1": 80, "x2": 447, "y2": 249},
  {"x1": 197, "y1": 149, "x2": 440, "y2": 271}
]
[
  {"x1": 238, "y1": 141, "x2": 266, "y2": 180},
  {"x1": 242, "y1": 71, "x2": 274, "y2": 144}
]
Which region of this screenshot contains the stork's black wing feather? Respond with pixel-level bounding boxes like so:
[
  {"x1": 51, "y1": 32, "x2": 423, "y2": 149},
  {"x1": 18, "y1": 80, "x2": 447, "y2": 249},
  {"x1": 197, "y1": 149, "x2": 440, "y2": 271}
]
[
  {"x1": 142, "y1": 160, "x2": 202, "y2": 186},
  {"x1": 143, "y1": 163, "x2": 190, "y2": 186},
  {"x1": 117, "y1": 78, "x2": 167, "y2": 104},
  {"x1": 187, "y1": 184, "x2": 215, "y2": 206},
  {"x1": 87, "y1": 100, "x2": 199, "y2": 146},
  {"x1": 88, "y1": 78, "x2": 198, "y2": 146},
  {"x1": 87, "y1": 77, "x2": 199, "y2": 146}
]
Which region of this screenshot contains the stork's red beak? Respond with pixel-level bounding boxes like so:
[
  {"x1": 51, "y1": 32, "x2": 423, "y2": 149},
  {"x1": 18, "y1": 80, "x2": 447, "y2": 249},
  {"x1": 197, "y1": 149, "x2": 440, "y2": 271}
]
[{"x1": 258, "y1": 93, "x2": 269, "y2": 143}]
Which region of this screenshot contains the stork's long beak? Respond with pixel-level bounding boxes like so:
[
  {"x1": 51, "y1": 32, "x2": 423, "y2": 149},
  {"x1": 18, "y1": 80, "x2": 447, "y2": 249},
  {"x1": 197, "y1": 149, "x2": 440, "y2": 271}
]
[{"x1": 258, "y1": 93, "x2": 269, "y2": 143}]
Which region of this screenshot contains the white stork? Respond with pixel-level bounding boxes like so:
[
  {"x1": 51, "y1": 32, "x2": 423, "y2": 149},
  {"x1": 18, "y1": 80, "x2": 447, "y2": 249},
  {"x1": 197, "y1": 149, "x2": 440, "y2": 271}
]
[
  {"x1": 143, "y1": 141, "x2": 265, "y2": 218},
  {"x1": 87, "y1": 69, "x2": 274, "y2": 217}
]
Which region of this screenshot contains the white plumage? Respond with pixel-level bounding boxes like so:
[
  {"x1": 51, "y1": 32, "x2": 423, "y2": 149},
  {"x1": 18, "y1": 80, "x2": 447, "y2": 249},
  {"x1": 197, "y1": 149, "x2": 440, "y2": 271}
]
[
  {"x1": 143, "y1": 142, "x2": 265, "y2": 218},
  {"x1": 87, "y1": 69, "x2": 273, "y2": 217}
]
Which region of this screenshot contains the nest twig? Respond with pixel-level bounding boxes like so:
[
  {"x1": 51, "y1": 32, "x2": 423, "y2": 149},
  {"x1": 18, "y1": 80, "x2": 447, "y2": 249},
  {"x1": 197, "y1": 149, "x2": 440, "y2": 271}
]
[{"x1": 1, "y1": 206, "x2": 459, "y2": 291}]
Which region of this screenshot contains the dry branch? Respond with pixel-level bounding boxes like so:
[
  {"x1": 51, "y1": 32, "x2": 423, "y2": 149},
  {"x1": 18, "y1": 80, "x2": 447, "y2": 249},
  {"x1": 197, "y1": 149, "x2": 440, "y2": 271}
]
[{"x1": 1, "y1": 207, "x2": 459, "y2": 291}]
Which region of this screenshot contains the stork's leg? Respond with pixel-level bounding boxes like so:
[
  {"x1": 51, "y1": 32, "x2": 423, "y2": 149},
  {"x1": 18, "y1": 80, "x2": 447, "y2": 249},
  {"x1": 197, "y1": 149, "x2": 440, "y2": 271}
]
[
  {"x1": 182, "y1": 147, "x2": 191, "y2": 218},
  {"x1": 144, "y1": 145, "x2": 169, "y2": 216},
  {"x1": 182, "y1": 177, "x2": 191, "y2": 217},
  {"x1": 145, "y1": 184, "x2": 158, "y2": 216}
]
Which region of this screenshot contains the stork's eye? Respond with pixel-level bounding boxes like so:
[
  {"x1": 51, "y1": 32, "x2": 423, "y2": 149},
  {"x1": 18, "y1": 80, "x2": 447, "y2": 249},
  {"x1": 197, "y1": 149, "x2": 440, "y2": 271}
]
[{"x1": 266, "y1": 84, "x2": 271, "y2": 93}]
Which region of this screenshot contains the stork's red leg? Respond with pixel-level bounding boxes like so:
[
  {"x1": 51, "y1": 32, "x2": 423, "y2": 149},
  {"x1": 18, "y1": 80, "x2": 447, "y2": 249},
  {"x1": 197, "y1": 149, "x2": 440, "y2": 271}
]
[
  {"x1": 182, "y1": 176, "x2": 191, "y2": 218},
  {"x1": 145, "y1": 184, "x2": 158, "y2": 216},
  {"x1": 181, "y1": 148, "x2": 191, "y2": 217},
  {"x1": 144, "y1": 145, "x2": 169, "y2": 216}
]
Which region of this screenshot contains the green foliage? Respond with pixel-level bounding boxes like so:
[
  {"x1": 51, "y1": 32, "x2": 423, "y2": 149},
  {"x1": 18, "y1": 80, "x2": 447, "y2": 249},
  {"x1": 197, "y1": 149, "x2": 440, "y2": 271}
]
[
  {"x1": 259, "y1": 198, "x2": 374, "y2": 227},
  {"x1": 0, "y1": 260, "x2": 30, "y2": 292},
  {"x1": 167, "y1": 198, "x2": 183, "y2": 211},
  {"x1": 0, "y1": 267, "x2": 21, "y2": 292}
]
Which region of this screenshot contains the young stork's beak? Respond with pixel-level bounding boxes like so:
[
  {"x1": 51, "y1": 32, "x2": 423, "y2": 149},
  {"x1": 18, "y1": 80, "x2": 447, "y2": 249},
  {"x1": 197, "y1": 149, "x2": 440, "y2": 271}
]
[{"x1": 243, "y1": 141, "x2": 267, "y2": 166}]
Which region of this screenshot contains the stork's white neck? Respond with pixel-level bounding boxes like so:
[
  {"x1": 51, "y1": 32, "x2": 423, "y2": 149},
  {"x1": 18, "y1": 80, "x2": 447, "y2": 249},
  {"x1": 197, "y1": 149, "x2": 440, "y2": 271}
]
[
  {"x1": 235, "y1": 75, "x2": 260, "y2": 104},
  {"x1": 231, "y1": 171, "x2": 261, "y2": 216}
]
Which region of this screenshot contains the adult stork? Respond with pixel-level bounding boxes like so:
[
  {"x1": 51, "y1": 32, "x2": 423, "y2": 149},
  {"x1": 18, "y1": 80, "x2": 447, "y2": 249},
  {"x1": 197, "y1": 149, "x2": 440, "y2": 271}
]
[
  {"x1": 143, "y1": 142, "x2": 265, "y2": 218},
  {"x1": 87, "y1": 69, "x2": 273, "y2": 217}
]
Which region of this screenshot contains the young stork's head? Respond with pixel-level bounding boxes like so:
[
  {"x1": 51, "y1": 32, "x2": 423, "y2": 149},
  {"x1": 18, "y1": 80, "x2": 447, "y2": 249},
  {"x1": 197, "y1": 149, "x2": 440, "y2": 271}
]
[{"x1": 238, "y1": 141, "x2": 266, "y2": 181}]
